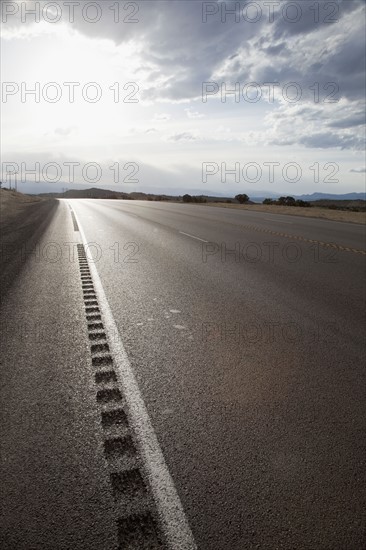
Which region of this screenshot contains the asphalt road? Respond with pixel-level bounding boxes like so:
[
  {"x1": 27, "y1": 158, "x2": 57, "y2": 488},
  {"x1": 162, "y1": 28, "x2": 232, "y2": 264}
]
[{"x1": 1, "y1": 199, "x2": 365, "y2": 549}]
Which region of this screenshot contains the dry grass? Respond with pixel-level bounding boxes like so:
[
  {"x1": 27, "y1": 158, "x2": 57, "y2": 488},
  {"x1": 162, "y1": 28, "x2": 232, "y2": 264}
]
[
  {"x1": 205, "y1": 202, "x2": 366, "y2": 225},
  {"x1": 0, "y1": 189, "x2": 42, "y2": 224}
]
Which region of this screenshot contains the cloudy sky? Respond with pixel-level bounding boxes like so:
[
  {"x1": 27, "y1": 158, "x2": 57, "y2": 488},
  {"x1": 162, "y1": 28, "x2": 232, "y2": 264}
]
[{"x1": 1, "y1": 0, "x2": 365, "y2": 196}]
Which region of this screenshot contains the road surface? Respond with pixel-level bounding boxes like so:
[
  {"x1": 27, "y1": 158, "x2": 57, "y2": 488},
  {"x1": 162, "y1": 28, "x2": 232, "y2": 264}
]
[{"x1": 1, "y1": 199, "x2": 365, "y2": 549}]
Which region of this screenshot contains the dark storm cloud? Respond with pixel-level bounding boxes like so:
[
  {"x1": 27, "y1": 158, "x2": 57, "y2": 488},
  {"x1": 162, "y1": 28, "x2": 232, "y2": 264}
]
[
  {"x1": 328, "y1": 112, "x2": 365, "y2": 129},
  {"x1": 4, "y1": 1, "x2": 364, "y2": 102},
  {"x1": 4, "y1": 0, "x2": 365, "y2": 150},
  {"x1": 350, "y1": 167, "x2": 366, "y2": 173},
  {"x1": 299, "y1": 132, "x2": 364, "y2": 150},
  {"x1": 271, "y1": 0, "x2": 362, "y2": 39}
]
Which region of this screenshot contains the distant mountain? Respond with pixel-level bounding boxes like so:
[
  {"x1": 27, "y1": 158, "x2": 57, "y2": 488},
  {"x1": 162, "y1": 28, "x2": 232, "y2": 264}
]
[
  {"x1": 295, "y1": 192, "x2": 366, "y2": 201},
  {"x1": 8, "y1": 181, "x2": 365, "y2": 202},
  {"x1": 250, "y1": 192, "x2": 366, "y2": 202},
  {"x1": 14, "y1": 181, "x2": 227, "y2": 197},
  {"x1": 15, "y1": 181, "x2": 128, "y2": 196},
  {"x1": 250, "y1": 196, "x2": 277, "y2": 203},
  {"x1": 39, "y1": 187, "x2": 131, "y2": 199}
]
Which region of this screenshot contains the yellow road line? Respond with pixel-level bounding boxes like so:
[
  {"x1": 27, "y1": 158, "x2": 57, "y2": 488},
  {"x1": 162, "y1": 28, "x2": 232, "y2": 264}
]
[{"x1": 238, "y1": 224, "x2": 366, "y2": 256}]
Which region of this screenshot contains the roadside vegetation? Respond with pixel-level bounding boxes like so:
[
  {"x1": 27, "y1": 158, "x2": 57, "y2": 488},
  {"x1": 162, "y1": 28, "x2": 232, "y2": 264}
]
[
  {"x1": 263, "y1": 196, "x2": 311, "y2": 207},
  {"x1": 262, "y1": 195, "x2": 366, "y2": 212},
  {"x1": 182, "y1": 194, "x2": 207, "y2": 203}
]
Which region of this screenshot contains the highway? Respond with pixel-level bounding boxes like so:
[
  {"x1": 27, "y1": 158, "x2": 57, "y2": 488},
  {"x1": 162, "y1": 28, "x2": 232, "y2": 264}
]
[{"x1": 1, "y1": 199, "x2": 365, "y2": 550}]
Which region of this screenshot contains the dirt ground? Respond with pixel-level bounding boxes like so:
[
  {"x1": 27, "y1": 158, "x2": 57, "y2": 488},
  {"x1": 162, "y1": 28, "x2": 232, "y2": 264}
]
[
  {"x1": 0, "y1": 189, "x2": 43, "y2": 224},
  {"x1": 205, "y1": 202, "x2": 366, "y2": 224},
  {"x1": 0, "y1": 189, "x2": 57, "y2": 302}
]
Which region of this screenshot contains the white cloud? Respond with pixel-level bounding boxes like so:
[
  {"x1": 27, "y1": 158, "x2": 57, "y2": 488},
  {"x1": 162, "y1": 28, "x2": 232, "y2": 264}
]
[
  {"x1": 54, "y1": 126, "x2": 76, "y2": 137},
  {"x1": 153, "y1": 113, "x2": 171, "y2": 121},
  {"x1": 2, "y1": 0, "x2": 365, "y2": 194},
  {"x1": 185, "y1": 108, "x2": 204, "y2": 119},
  {"x1": 166, "y1": 132, "x2": 198, "y2": 142}
]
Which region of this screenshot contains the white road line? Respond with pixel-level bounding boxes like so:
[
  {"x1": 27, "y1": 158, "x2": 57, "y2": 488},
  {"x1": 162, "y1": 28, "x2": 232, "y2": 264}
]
[
  {"x1": 179, "y1": 231, "x2": 208, "y2": 243},
  {"x1": 72, "y1": 207, "x2": 197, "y2": 550}
]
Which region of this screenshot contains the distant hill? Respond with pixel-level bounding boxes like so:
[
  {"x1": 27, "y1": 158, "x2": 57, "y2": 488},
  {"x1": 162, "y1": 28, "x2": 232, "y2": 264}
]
[
  {"x1": 38, "y1": 187, "x2": 131, "y2": 199},
  {"x1": 37, "y1": 187, "x2": 179, "y2": 201},
  {"x1": 36, "y1": 187, "x2": 238, "y2": 202},
  {"x1": 295, "y1": 192, "x2": 366, "y2": 201},
  {"x1": 15, "y1": 181, "x2": 227, "y2": 197},
  {"x1": 250, "y1": 192, "x2": 366, "y2": 203},
  {"x1": 9, "y1": 183, "x2": 364, "y2": 203}
]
